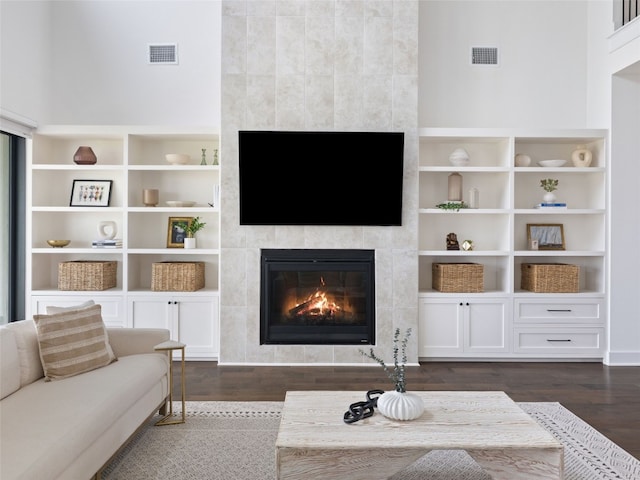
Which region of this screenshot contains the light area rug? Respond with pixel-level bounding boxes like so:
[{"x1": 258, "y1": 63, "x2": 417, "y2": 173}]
[{"x1": 102, "y1": 401, "x2": 640, "y2": 480}]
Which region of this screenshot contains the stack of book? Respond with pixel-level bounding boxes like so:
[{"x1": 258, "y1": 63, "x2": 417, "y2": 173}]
[
  {"x1": 92, "y1": 238, "x2": 123, "y2": 248},
  {"x1": 535, "y1": 202, "x2": 567, "y2": 209}
]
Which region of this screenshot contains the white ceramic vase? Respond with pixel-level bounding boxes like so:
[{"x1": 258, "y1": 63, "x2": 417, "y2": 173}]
[
  {"x1": 184, "y1": 237, "x2": 196, "y2": 249},
  {"x1": 376, "y1": 391, "x2": 425, "y2": 421},
  {"x1": 543, "y1": 192, "x2": 556, "y2": 203}
]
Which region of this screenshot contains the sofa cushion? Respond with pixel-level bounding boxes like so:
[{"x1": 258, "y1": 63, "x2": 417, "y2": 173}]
[
  {"x1": 33, "y1": 304, "x2": 116, "y2": 381},
  {"x1": 46, "y1": 299, "x2": 95, "y2": 314},
  {"x1": 0, "y1": 328, "x2": 21, "y2": 400},
  {"x1": 2, "y1": 320, "x2": 44, "y2": 386}
]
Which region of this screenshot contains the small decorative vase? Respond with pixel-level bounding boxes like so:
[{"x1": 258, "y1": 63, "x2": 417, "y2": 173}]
[
  {"x1": 143, "y1": 189, "x2": 159, "y2": 207},
  {"x1": 97, "y1": 221, "x2": 117, "y2": 240},
  {"x1": 200, "y1": 148, "x2": 207, "y2": 166},
  {"x1": 515, "y1": 153, "x2": 531, "y2": 167},
  {"x1": 572, "y1": 145, "x2": 592, "y2": 167},
  {"x1": 543, "y1": 191, "x2": 556, "y2": 203},
  {"x1": 184, "y1": 237, "x2": 196, "y2": 249},
  {"x1": 448, "y1": 148, "x2": 469, "y2": 167},
  {"x1": 376, "y1": 391, "x2": 424, "y2": 421},
  {"x1": 73, "y1": 146, "x2": 97, "y2": 165}
]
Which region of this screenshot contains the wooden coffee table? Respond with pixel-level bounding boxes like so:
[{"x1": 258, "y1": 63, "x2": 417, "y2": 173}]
[{"x1": 276, "y1": 390, "x2": 563, "y2": 480}]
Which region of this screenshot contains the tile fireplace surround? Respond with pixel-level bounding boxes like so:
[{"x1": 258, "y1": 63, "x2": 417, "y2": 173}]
[{"x1": 217, "y1": 1, "x2": 420, "y2": 365}]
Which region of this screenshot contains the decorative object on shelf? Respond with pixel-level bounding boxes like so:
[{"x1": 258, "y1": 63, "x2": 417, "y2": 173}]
[
  {"x1": 540, "y1": 178, "x2": 559, "y2": 203},
  {"x1": 537, "y1": 159, "x2": 566, "y2": 167},
  {"x1": 468, "y1": 187, "x2": 479, "y2": 208},
  {"x1": 527, "y1": 223, "x2": 565, "y2": 250},
  {"x1": 69, "y1": 179, "x2": 112, "y2": 207},
  {"x1": 435, "y1": 201, "x2": 468, "y2": 211},
  {"x1": 448, "y1": 172, "x2": 463, "y2": 201},
  {"x1": 46, "y1": 240, "x2": 70, "y2": 248},
  {"x1": 143, "y1": 189, "x2": 159, "y2": 207},
  {"x1": 571, "y1": 145, "x2": 592, "y2": 167},
  {"x1": 165, "y1": 153, "x2": 190, "y2": 165},
  {"x1": 97, "y1": 220, "x2": 117, "y2": 240},
  {"x1": 166, "y1": 200, "x2": 196, "y2": 207},
  {"x1": 432, "y1": 263, "x2": 484, "y2": 293},
  {"x1": 446, "y1": 232, "x2": 460, "y2": 250},
  {"x1": 462, "y1": 239, "x2": 474, "y2": 251},
  {"x1": 58, "y1": 260, "x2": 117, "y2": 291},
  {"x1": 151, "y1": 261, "x2": 205, "y2": 291},
  {"x1": 200, "y1": 148, "x2": 207, "y2": 166},
  {"x1": 212, "y1": 149, "x2": 219, "y2": 165},
  {"x1": 359, "y1": 328, "x2": 424, "y2": 421},
  {"x1": 530, "y1": 239, "x2": 539, "y2": 250},
  {"x1": 73, "y1": 146, "x2": 97, "y2": 165},
  {"x1": 167, "y1": 217, "x2": 193, "y2": 248},
  {"x1": 448, "y1": 148, "x2": 469, "y2": 167},
  {"x1": 521, "y1": 263, "x2": 579, "y2": 293},
  {"x1": 515, "y1": 153, "x2": 531, "y2": 167},
  {"x1": 175, "y1": 216, "x2": 206, "y2": 249}
]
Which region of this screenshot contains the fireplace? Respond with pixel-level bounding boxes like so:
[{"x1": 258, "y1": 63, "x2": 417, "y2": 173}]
[{"x1": 260, "y1": 249, "x2": 375, "y2": 345}]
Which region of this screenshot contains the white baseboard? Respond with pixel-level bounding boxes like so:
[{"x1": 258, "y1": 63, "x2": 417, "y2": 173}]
[{"x1": 603, "y1": 350, "x2": 640, "y2": 366}]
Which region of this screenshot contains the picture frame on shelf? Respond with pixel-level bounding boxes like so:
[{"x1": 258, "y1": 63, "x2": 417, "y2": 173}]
[
  {"x1": 167, "y1": 217, "x2": 193, "y2": 248},
  {"x1": 527, "y1": 223, "x2": 565, "y2": 250},
  {"x1": 69, "y1": 180, "x2": 113, "y2": 207}
]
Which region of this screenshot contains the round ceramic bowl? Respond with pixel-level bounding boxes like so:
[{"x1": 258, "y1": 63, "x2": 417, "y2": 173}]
[
  {"x1": 166, "y1": 200, "x2": 196, "y2": 207},
  {"x1": 537, "y1": 159, "x2": 567, "y2": 167},
  {"x1": 47, "y1": 239, "x2": 71, "y2": 248},
  {"x1": 165, "y1": 153, "x2": 191, "y2": 165}
]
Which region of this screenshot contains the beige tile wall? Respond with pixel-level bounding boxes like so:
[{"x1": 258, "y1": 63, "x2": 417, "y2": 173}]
[{"x1": 220, "y1": 0, "x2": 419, "y2": 364}]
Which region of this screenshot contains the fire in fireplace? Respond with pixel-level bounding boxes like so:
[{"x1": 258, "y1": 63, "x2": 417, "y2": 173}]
[{"x1": 260, "y1": 249, "x2": 375, "y2": 345}]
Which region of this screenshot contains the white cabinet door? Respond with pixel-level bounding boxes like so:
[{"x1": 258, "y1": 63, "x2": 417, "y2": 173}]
[
  {"x1": 31, "y1": 295, "x2": 126, "y2": 328},
  {"x1": 128, "y1": 297, "x2": 172, "y2": 330},
  {"x1": 174, "y1": 295, "x2": 219, "y2": 358},
  {"x1": 465, "y1": 299, "x2": 510, "y2": 353},
  {"x1": 418, "y1": 299, "x2": 463, "y2": 356}
]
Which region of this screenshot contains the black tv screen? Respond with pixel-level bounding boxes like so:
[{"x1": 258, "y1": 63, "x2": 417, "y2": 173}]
[{"x1": 238, "y1": 130, "x2": 404, "y2": 226}]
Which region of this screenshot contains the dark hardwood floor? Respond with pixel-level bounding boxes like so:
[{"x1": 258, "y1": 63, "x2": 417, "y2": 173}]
[{"x1": 178, "y1": 361, "x2": 640, "y2": 460}]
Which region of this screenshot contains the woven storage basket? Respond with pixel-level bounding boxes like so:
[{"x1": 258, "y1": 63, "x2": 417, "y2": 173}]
[
  {"x1": 521, "y1": 263, "x2": 579, "y2": 293},
  {"x1": 152, "y1": 262, "x2": 205, "y2": 292},
  {"x1": 432, "y1": 263, "x2": 484, "y2": 293},
  {"x1": 58, "y1": 261, "x2": 117, "y2": 291}
]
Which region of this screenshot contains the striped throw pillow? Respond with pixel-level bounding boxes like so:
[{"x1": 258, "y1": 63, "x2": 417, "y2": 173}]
[{"x1": 33, "y1": 303, "x2": 117, "y2": 381}]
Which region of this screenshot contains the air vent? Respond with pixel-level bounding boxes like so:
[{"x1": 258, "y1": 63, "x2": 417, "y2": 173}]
[
  {"x1": 471, "y1": 47, "x2": 498, "y2": 65},
  {"x1": 148, "y1": 44, "x2": 178, "y2": 65}
]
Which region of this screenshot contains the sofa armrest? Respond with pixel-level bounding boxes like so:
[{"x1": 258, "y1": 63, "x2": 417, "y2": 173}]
[{"x1": 107, "y1": 328, "x2": 170, "y2": 357}]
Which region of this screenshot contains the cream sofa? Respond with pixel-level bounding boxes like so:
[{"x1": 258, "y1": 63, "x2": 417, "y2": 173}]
[{"x1": 0, "y1": 319, "x2": 170, "y2": 480}]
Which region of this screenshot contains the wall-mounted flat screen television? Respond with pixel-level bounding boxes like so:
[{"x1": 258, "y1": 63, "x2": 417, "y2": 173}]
[{"x1": 238, "y1": 130, "x2": 404, "y2": 226}]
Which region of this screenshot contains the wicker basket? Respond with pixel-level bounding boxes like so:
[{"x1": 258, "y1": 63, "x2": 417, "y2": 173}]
[
  {"x1": 151, "y1": 262, "x2": 205, "y2": 292},
  {"x1": 432, "y1": 263, "x2": 484, "y2": 293},
  {"x1": 58, "y1": 261, "x2": 117, "y2": 291},
  {"x1": 521, "y1": 263, "x2": 579, "y2": 293}
]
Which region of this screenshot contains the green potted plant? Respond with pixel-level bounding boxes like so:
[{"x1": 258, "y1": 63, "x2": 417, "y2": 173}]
[
  {"x1": 540, "y1": 178, "x2": 559, "y2": 203},
  {"x1": 179, "y1": 216, "x2": 206, "y2": 249},
  {"x1": 360, "y1": 328, "x2": 424, "y2": 421}
]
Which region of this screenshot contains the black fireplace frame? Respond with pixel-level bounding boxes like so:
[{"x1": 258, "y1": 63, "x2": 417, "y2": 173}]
[{"x1": 260, "y1": 249, "x2": 376, "y2": 345}]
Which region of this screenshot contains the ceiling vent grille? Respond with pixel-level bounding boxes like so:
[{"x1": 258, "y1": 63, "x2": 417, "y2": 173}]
[
  {"x1": 148, "y1": 44, "x2": 178, "y2": 65},
  {"x1": 471, "y1": 47, "x2": 498, "y2": 66}
]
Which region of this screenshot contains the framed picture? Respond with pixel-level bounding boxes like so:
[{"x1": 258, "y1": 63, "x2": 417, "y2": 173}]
[
  {"x1": 167, "y1": 217, "x2": 193, "y2": 248},
  {"x1": 527, "y1": 223, "x2": 565, "y2": 250},
  {"x1": 70, "y1": 180, "x2": 113, "y2": 207}
]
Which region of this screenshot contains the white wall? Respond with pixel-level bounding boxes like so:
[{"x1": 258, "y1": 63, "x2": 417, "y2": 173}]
[
  {"x1": 0, "y1": 1, "x2": 52, "y2": 124},
  {"x1": 419, "y1": 1, "x2": 589, "y2": 128},
  {"x1": 47, "y1": 0, "x2": 221, "y2": 126}
]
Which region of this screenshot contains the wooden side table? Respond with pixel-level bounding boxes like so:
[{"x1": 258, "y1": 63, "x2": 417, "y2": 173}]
[{"x1": 153, "y1": 340, "x2": 186, "y2": 426}]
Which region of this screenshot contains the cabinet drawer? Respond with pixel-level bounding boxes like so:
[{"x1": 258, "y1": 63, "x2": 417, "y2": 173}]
[
  {"x1": 514, "y1": 327, "x2": 604, "y2": 355},
  {"x1": 514, "y1": 299, "x2": 603, "y2": 324}
]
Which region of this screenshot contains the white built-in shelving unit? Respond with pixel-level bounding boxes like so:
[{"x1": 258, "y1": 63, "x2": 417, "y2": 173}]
[
  {"x1": 417, "y1": 128, "x2": 608, "y2": 360},
  {"x1": 27, "y1": 126, "x2": 220, "y2": 359}
]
